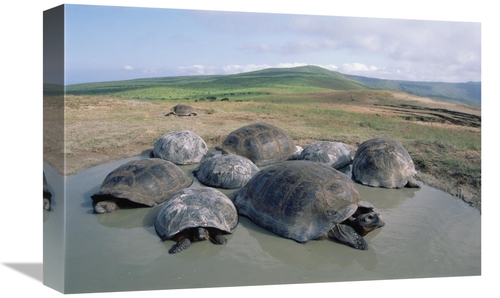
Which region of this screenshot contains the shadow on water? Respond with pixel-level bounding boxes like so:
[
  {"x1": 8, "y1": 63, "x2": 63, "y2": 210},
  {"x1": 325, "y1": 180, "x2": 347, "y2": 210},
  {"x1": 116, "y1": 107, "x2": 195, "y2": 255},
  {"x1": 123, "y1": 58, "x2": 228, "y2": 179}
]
[
  {"x1": 158, "y1": 238, "x2": 227, "y2": 260},
  {"x1": 239, "y1": 216, "x2": 380, "y2": 272},
  {"x1": 92, "y1": 205, "x2": 162, "y2": 229}
]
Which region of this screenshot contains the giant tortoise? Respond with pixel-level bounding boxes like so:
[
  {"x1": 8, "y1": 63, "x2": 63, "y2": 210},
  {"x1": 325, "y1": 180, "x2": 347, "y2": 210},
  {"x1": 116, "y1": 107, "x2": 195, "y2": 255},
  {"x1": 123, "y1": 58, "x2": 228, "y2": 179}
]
[
  {"x1": 232, "y1": 160, "x2": 385, "y2": 250},
  {"x1": 299, "y1": 141, "x2": 352, "y2": 169},
  {"x1": 155, "y1": 187, "x2": 238, "y2": 253},
  {"x1": 91, "y1": 159, "x2": 192, "y2": 214},
  {"x1": 165, "y1": 104, "x2": 198, "y2": 116},
  {"x1": 151, "y1": 130, "x2": 208, "y2": 165},
  {"x1": 193, "y1": 153, "x2": 260, "y2": 189},
  {"x1": 216, "y1": 122, "x2": 299, "y2": 166},
  {"x1": 352, "y1": 136, "x2": 420, "y2": 188}
]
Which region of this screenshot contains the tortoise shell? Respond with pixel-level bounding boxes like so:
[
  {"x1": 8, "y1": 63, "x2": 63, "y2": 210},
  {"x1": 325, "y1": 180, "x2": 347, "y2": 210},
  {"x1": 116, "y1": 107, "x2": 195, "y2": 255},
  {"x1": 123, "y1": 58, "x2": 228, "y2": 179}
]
[
  {"x1": 217, "y1": 122, "x2": 297, "y2": 166},
  {"x1": 299, "y1": 141, "x2": 352, "y2": 169},
  {"x1": 232, "y1": 160, "x2": 375, "y2": 243},
  {"x1": 193, "y1": 153, "x2": 259, "y2": 189},
  {"x1": 155, "y1": 187, "x2": 238, "y2": 241},
  {"x1": 167, "y1": 104, "x2": 198, "y2": 116},
  {"x1": 352, "y1": 137, "x2": 417, "y2": 188},
  {"x1": 152, "y1": 130, "x2": 208, "y2": 165},
  {"x1": 91, "y1": 158, "x2": 192, "y2": 207}
]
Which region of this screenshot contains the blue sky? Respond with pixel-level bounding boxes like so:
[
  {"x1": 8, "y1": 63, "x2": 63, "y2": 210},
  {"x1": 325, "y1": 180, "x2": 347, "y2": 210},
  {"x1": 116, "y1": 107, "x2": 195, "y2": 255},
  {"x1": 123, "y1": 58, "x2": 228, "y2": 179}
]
[{"x1": 63, "y1": 4, "x2": 481, "y2": 85}]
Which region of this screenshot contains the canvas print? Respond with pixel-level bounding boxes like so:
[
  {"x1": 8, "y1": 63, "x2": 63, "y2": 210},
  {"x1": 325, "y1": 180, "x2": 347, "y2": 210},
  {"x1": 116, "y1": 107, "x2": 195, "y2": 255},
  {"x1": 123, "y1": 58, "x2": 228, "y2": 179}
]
[{"x1": 43, "y1": 4, "x2": 481, "y2": 294}]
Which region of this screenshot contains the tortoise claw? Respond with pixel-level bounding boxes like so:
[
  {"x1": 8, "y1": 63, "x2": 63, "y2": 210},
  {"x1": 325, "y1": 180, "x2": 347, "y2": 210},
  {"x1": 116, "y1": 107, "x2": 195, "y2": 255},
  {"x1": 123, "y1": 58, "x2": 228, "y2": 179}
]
[
  {"x1": 169, "y1": 238, "x2": 192, "y2": 254},
  {"x1": 211, "y1": 234, "x2": 227, "y2": 245},
  {"x1": 330, "y1": 224, "x2": 369, "y2": 250}
]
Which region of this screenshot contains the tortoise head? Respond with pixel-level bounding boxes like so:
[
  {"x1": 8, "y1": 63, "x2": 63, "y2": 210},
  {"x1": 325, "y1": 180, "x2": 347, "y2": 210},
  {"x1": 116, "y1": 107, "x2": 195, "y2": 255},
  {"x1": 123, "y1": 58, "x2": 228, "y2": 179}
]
[
  {"x1": 351, "y1": 211, "x2": 385, "y2": 236},
  {"x1": 94, "y1": 200, "x2": 120, "y2": 214},
  {"x1": 193, "y1": 227, "x2": 210, "y2": 242}
]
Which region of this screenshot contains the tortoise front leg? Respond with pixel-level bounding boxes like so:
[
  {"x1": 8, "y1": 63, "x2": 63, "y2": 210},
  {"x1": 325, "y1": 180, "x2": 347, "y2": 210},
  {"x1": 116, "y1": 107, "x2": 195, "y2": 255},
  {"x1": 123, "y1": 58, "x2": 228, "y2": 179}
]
[
  {"x1": 210, "y1": 234, "x2": 227, "y2": 245},
  {"x1": 329, "y1": 224, "x2": 369, "y2": 250},
  {"x1": 169, "y1": 238, "x2": 192, "y2": 254}
]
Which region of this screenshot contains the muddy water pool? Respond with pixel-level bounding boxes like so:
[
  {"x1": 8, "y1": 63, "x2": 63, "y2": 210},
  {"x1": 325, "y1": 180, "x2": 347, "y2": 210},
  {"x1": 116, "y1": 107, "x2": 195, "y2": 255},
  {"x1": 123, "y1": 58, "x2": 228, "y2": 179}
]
[{"x1": 43, "y1": 156, "x2": 480, "y2": 294}]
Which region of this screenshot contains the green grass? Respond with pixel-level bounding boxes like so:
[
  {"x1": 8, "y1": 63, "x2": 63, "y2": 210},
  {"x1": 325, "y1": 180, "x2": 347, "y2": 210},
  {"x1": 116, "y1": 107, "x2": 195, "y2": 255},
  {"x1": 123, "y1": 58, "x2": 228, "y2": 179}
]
[
  {"x1": 65, "y1": 66, "x2": 368, "y2": 101},
  {"x1": 64, "y1": 65, "x2": 480, "y2": 106}
]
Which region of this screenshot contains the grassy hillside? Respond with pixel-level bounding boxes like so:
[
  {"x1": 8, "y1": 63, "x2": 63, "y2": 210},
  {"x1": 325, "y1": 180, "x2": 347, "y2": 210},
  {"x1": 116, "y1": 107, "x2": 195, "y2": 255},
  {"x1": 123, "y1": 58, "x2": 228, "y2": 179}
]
[
  {"x1": 65, "y1": 65, "x2": 367, "y2": 101},
  {"x1": 347, "y1": 74, "x2": 481, "y2": 107},
  {"x1": 64, "y1": 65, "x2": 481, "y2": 106}
]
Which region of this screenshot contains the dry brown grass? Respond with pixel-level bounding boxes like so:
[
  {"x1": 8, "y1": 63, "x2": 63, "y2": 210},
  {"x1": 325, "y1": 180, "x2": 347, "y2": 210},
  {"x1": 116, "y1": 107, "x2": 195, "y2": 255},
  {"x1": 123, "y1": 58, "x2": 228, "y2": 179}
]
[{"x1": 43, "y1": 91, "x2": 481, "y2": 210}]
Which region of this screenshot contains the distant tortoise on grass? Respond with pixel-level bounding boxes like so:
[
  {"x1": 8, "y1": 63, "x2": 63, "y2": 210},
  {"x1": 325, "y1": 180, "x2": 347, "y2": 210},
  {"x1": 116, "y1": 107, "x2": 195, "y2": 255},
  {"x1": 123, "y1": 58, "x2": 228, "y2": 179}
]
[
  {"x1": 155, "y1": 187, "x2": 238, "y2": 254},
  {"x1": 43, "y1": 172, "x2": 52, "y2": 210},
  {"x1": 216, "y1": 122, "x2": 299, "y2": 166},
  {"x1": 165, "y1": 104, "x2": 198, "y2": 116},
  {"x1": 91, "y1": 159, "x2": 192, "y2": 214},
  {"x1": 151, "y1": 130, "x2": 208, "y2": 165},
  {"x1": 193, "y1": 153, "x2": 260, "y2": 189},
  {"x1": 299, "y1": 141, "x2": 352, "y2": 169},
  {"x1": 232, "y1": 160, "x2": 385, "y2": 250},
  {"x1": 352, "y1": 136, "x2": 420, "y2": 188}
]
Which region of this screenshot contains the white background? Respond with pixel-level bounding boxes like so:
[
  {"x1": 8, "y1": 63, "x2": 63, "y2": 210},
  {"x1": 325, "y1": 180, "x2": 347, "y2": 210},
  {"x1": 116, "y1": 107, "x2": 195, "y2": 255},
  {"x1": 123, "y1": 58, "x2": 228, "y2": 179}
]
[{"x1": 1, "y1": 1, "x2": 496, "y2": 297}]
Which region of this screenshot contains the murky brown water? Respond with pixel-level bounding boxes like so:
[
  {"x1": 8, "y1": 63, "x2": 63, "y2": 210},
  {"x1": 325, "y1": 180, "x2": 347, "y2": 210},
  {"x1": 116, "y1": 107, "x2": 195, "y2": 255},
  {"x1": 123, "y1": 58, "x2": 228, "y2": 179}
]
[{"x1": 43, "y1": 156, "x2": 480, "y2": 294}]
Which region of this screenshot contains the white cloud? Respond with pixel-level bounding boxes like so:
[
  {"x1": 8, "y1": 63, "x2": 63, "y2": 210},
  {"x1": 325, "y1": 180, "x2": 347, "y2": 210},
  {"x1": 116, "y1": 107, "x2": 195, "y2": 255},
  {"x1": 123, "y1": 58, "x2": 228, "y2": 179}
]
[
  {"x1": 280, "y1": 39, "x2": 322, "y2": 55},
  {"x1": 341, "y1": 63, "x2": 378, "y2": 72},
  {"x1": 222, "y1": 64, "x2": 272, "y2": 74},
  {"x1": 123, "y1": 65, "x2": 134, "y2": 70},
  {"x1": 240, "y1": 43, "x2": 275, "y2": 54},
  {"x1": 275, "y1": 62, "x2": 308, "y2": 68},
  {"x1": 353, "y1": 34, "x2": 381, "y2": 52},
  {"x1": 176, "y1": 63, "x2": 340, "y2": 76},
  {"x1": 315, "y1": 64, "x2": 338, "y2": 71},
  {"x1": 142, "y1": 68, "x2": 161, "y2": 75},
  {"x1": 258, "y1": 16, "x2": 480, "y2": 82},
  {"x1": 177, "y1": 65, "x2": 218, "y2": 75}
]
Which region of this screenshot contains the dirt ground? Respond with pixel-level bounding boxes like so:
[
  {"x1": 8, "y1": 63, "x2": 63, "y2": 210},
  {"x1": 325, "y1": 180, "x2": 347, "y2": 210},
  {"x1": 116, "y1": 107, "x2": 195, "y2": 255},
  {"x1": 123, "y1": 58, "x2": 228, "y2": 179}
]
[{"x1": 44, "y1": 91, "x2": 481, "y2": 211}]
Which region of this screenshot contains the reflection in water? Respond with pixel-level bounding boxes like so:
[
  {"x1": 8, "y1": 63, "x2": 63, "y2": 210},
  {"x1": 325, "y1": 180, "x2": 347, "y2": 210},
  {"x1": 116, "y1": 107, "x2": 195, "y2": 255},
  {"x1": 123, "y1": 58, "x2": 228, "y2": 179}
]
[
  {"x1": 94, "y1": 206, "x2": 161, "y2": 229},
  {"x1": 357, "y1": 183, "x2": 419, "y2": 211},
  {"x1": 240, "y1": 216, "x2": 379, "y2": 272},
  {"x1": 45, "y1": 156, "x2": 480, "y2": 294}
]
